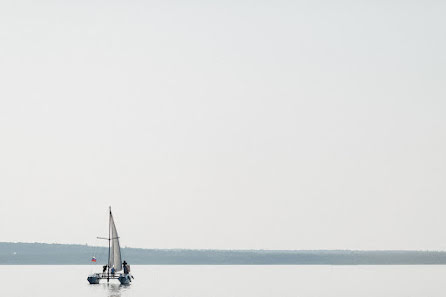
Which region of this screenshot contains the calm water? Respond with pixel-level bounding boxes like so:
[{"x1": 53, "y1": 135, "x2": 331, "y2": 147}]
[{"x1": 1, "y1": 265, "x2": 445, "y2": 297}]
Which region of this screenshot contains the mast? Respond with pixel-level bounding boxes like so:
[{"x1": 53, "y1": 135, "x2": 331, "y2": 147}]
[{"x1": 107, "y1": 206, "x2": 111, "y2": 283}]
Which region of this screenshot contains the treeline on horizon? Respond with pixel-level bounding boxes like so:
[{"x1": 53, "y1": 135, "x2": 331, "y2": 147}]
[{"x1": 1, "y1": 242, "x2": 446, "y2": 265}]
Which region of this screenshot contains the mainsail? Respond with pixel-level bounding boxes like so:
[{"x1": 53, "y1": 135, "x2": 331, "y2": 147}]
[{"x1": 108, "y1": 209, "x2": 122, "y2": 271}]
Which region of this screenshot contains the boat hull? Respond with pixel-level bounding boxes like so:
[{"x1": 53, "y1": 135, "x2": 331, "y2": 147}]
[
  {"x1": 87, "y1": 273, "x2": 132, "y2": 285},
  {"x1": 118, "y1": 274, "x2": 132, "y2": 285},
  {"x1": 87, "y1": 274, "x2": 100, "y2": 284}
]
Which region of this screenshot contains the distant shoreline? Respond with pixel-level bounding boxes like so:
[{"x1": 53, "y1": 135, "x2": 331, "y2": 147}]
[{"x1": 1, "y1": 242, "x2": 446, "y2": 265}]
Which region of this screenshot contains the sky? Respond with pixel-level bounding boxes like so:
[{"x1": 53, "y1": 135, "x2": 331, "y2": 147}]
[{"x1": 0, "y1": 0, "x2": 445, "y2": 250}]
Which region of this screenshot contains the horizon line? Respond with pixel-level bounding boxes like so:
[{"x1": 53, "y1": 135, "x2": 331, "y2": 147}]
[{"x1": 1, "y1": 241, "x2": 446, "y2": 252}]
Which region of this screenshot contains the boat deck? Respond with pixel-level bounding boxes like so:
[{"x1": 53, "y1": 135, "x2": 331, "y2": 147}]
[{"x1": 91, "y1": 273, "x2": 121, "y2": 280}]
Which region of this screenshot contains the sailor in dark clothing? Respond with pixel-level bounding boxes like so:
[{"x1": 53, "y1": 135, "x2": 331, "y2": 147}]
[
  {"x1": 123, "y1": 260, "x2": 130, "y2": 274},
  {"x1": 103, "y1": 265, "x2": 107, "y2": 273}
]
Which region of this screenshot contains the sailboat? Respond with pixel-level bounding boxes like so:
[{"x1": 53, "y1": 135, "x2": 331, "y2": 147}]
[{"x1": 87, "y1": 207, "x2": 133, "y2": 285}]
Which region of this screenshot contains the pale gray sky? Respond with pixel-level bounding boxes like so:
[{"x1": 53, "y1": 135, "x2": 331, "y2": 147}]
[{"x1": 0, "y1": 0, "x2": 445, "y2": 250}]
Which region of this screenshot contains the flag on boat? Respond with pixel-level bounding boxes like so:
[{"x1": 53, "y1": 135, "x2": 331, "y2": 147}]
[{"x1": 91, "y1": 257, "x2": 97, "y2": 262}]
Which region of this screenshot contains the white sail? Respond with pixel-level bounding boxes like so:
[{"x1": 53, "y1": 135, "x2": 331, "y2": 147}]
[{"x1": 108, "y1": 210, "x2": 122, "y2": 271}]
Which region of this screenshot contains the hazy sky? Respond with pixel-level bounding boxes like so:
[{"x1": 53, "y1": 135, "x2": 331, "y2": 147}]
[{"x1": 0, "y1": 0, "x2": 445, "y2": 250}]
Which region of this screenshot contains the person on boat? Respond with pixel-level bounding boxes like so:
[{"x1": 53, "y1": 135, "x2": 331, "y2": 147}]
[
  {"x1": 123, "y1": 261, "x2": 130, "y2": 274},
  {"x1": 102, "y1": 265, "x2": 107, "y2": 273},
  {"x1": 111, "y1": 266, "x2": 116, "y2": 276}
]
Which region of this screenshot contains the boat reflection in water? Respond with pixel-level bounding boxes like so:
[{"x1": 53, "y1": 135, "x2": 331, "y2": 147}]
[{"x1": 105, "y1": 283, "x2": 130, "y2": 297}]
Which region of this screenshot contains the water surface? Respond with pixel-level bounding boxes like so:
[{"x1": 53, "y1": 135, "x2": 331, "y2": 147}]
[{"x1": 1, "y1": 265, "x2": 444, "y2": 297}]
